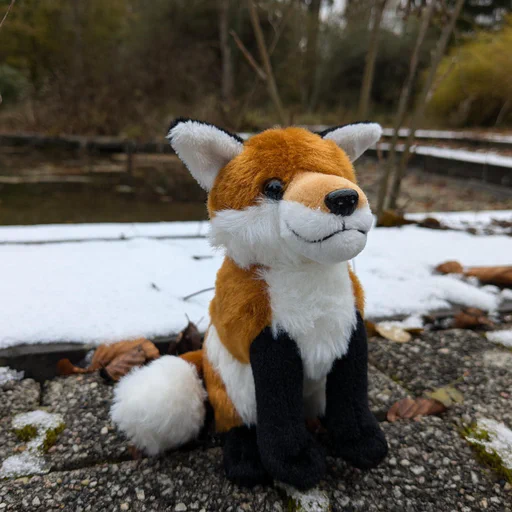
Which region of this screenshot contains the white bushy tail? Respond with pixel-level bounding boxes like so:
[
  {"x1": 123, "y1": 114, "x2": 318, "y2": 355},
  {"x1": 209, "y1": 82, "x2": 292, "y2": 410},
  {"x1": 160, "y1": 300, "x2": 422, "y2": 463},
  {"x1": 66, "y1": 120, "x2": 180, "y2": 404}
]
[{"x1": 111, "y1": 355, "x2": 207, "y2": 455}]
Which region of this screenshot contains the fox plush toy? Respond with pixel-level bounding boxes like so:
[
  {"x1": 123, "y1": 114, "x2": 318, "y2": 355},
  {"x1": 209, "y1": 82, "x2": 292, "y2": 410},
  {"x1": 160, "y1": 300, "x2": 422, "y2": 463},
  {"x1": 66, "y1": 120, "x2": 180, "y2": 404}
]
[{"x1": 111, "y1": 119, "x2": 388, "y2": 490}]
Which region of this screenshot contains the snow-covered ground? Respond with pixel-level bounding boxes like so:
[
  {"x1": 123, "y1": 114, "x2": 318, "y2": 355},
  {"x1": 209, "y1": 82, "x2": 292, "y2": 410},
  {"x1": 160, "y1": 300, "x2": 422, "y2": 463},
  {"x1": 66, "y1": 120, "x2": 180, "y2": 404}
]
[
  {"x1": 0, "y1": 216, "x2": 511, "y2": 349},
  {"x1": 378, "y1": 142, "x2": 512, "y2": 168},
  {"x1": 407, "y1": 210, "x2": 512, "y2": 235}
]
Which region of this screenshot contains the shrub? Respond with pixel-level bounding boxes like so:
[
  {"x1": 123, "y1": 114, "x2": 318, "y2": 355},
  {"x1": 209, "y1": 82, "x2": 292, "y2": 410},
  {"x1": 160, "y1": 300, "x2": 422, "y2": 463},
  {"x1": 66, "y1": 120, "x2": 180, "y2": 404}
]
[{"x1": 427, "y1": 18, "x2": 512, "y2": 127}]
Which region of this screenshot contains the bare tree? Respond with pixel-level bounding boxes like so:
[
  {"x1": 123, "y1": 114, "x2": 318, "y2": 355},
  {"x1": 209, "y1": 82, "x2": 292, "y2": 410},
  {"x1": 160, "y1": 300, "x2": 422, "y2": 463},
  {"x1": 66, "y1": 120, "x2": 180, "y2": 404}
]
[
  {"x1": 375, "y1": 0, "x2": 436, "y2": 219},
  {"x1": 219, "y1": 0, "x2": 234, "y2": 105},
  {"x1": 0, "y1": 0, "x2": 15, "y2": 31},
  {"x1": 358, "y1": 0, "x2": 388, "y2": 119},
  {"x1": 232, "y1": 0, "x2": 287, "y2": 125},
  {"x1": 304, "y1": 0, "x2": 322, "y2": 111},
  {"x1": 0, "y1": 0, "x2": 16, "y2": 105},
  {"x1": 386, "y1": 0, "x2": 465, "y2": 210}
]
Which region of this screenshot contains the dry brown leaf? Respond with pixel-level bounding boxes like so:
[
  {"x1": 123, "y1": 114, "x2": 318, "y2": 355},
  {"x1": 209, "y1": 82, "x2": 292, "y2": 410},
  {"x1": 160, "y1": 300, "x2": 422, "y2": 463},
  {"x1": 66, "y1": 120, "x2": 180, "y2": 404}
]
[
  {"x1": 435, "y1": 261, "x2": 512, "y2": 287},
  {"x1": 56, "y1": 358, "x2": 93, "y2": 376},
  {"x1": 465, "y1": 266, "x2": 512, "y2": 287},
  {"x1": 57, "y1": 337, "x2": 159, "y2": 376},
  {"x1": 378, "y1": 210, "x2": 416, "y2": 228},
  {"x1": 387, "y1": 397, "x2": 446, "y2": 422},
  {"x1": 453, "y1": 308, "x2": 494, "y2": 329},
  {"x1": 375, "y1": 323, "x2": 412, "y2": 343},
  {"x1": 365, "y1": 320, "x2": 378, "y2": 338},
  {"x1": 418, "y1": 217, "x2": 445, "y2": 230},
  {"x1": 168, "y1": 321, "x2": 203, "y2": 355},
  {"x1": 90, "y1": 338, "x2": 156, "y2": 369},
  {"x1": 425, "y1": 386, "x2": 464, "y2": 407},
  {"x1": 435, "y1": 260, "x2": 464, "y2": 275},
  {"x1": 101, "y1": 345, "x2": 147, "y2": 382}
]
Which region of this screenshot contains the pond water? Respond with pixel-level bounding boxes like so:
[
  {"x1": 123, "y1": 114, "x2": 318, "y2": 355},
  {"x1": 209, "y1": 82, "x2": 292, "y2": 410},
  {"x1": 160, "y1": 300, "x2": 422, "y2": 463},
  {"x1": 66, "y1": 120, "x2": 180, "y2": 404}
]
[{"x1": 0, "y1": 184, "x2": 208, "y2": 225}]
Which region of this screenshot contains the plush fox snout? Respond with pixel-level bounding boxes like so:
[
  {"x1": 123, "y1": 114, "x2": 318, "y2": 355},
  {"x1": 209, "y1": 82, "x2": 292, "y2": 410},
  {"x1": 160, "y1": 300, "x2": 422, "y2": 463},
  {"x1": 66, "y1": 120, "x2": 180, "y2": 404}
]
[{"x1": 325, "y1": 189, "x2": 359, "y2": 216}]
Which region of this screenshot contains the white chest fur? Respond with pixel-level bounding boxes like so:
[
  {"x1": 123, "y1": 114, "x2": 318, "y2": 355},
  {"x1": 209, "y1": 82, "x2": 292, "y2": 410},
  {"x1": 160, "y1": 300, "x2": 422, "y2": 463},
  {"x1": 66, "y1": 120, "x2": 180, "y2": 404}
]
[{"x1": 262, "y1": 261, "x2": 357, "y2": 381}]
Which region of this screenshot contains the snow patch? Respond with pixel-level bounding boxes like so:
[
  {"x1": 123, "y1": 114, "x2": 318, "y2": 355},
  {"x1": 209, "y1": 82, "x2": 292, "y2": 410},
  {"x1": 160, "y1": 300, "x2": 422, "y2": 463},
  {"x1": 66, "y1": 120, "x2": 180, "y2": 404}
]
[
  {"x1": 0, "y1": 410, "x2": 65, "y2": 479},
  {"x1": 0, "y1": 222, "x2": 510, "y2": 348},
  {"x1": 486, "y1": 330, "x2": 512, "y2": 347},
  {"x1": 466, "y1": 418, "x2": 512, "y2": 471},
  {"x1": 12, "y1": 410, "x2": 64, "y2": 433},
  {"x1": 0, "y1": 367, "x2": 24, "y2": 386},
  {"x1": 0, "y1": 452, "x2": 46, "y2": 479},
  {"x1": 277, "y1": 484, "x2": 331, "y2": 512}
]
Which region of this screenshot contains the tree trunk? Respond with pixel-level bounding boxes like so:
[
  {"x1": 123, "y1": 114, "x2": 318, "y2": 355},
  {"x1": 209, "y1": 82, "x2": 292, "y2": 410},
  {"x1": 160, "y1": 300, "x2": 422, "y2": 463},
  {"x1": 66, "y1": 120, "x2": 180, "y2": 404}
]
[
  {"x1": 219, "y1": 0, "x2": 234, "y2": 105},
  {"x1": 358, "y1": 0, "x2": 387, "y2": 120},
  {"x1": 375, "y1": 0, "x2": 435, "y2": 220},
  {"x1": 304, "y1": 0, "x2": 322, "y2": 111},
  {"x1": 247, "y1": 0, "x2": 287, "y2": 125},
  {"x1": 387, "y1": 0, "x2": 465, "y2": 210}
]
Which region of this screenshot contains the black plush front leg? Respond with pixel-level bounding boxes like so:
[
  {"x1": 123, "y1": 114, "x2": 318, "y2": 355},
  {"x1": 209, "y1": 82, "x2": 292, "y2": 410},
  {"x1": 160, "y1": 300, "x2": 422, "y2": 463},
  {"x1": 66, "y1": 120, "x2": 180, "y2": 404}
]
[
  {"x1": 223, "y1": 425, "x2": 271, "y2": 488},
  {"x1": 250, "y1": 327, "x2": 326, "y2": 490},
  {"x1": 324, "y1": 311, "x2": 388, "y2": 469}
]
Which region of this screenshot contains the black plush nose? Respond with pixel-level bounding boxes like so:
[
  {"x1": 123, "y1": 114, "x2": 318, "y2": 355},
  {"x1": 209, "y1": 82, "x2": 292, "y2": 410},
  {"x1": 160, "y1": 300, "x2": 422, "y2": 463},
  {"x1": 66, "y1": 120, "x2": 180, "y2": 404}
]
[{"x1": 324, "y1": 189, "x2": 359, "y2": 216}]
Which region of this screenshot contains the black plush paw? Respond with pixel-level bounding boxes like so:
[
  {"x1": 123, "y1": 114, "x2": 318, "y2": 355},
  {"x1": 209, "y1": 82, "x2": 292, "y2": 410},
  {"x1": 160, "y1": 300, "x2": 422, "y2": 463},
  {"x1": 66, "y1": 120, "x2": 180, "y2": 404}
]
[
  {"x1": 223, "y1": 426, "x2": 271, "y2": 488},
  {"x1": 258, "y1": 432, "x2": 326, "y2": 490},
  {"x1": 331, "y1": 427, "x2": 388, "y2": 469}
]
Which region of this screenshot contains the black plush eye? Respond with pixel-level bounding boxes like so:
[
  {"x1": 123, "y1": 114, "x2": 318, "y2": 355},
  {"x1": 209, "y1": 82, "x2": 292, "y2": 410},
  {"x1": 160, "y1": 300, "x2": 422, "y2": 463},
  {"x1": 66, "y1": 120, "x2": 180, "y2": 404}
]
[{"x1": 262, "y1": 179, "x2": 284, "y2": 200}]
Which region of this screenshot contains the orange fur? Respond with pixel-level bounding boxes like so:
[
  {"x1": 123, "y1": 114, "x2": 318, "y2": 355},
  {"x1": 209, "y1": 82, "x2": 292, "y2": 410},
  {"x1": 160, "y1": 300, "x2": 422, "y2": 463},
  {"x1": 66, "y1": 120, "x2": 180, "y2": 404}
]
[
  {"x1": 209, "y1": 258, "x2": 271, "y2": 364},
  {"x1": 203, "y1": 355, "x2": 243, "y2": 432},
  {"x1": 284, "y1": 171, "x2": 368, "y2": 212},
  {"x1": 208, "y1": 128, "x2": 357, "y2": 215},
  {"x1": 179, "y1": 350, "x2": 203, "y2": 378},
  {"x1": 349, "y1": 267, "x2": 365, "y2": 316}
]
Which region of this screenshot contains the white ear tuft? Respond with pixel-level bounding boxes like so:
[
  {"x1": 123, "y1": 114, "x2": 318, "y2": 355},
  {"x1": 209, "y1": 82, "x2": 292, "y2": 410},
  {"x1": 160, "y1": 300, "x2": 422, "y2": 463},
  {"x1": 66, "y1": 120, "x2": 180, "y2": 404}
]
[
  {"x1": 167, "y1": 118, "x2": 244, "y2": 190},
  {"x1": 320, "y1": 122, "x2": 382, "y2": 162}
]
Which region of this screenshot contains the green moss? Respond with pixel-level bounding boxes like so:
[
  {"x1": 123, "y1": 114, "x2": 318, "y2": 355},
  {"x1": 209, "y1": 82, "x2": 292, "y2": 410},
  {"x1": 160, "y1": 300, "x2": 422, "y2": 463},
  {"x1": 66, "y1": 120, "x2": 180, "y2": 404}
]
[
  {"x1": 12, "y1": 422, "x2": 66, "y2": 453},
  {"x1": 41, "y1": 423, "x2": 66, "y2": 452},
  {"x1": 13, "y1": 425, "x2": 38, "y2": 442},
  {"x1": 462, "y1": 424, "x2": 512, "y2": 484}
]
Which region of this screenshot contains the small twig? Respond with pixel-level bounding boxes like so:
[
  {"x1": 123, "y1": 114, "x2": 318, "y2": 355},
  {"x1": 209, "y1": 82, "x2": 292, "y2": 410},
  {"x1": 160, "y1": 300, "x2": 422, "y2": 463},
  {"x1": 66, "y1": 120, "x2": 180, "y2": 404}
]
[
  {"x1": 230, "y1": 29, "x2": 267, "y2": 81},
  {"x1": 182, "y1": 287, "x2": 215, "y2": 302},
  {"x1": 0, "y1": 0, "x2": 15, "y2": 31}
]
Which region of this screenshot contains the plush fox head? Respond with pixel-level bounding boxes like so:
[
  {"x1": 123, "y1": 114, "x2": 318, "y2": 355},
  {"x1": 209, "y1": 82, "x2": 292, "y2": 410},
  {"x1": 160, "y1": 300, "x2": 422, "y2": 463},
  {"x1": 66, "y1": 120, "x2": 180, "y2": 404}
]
[{"x1": 168, "y1": 118, "x2": 380, "y2": 267}]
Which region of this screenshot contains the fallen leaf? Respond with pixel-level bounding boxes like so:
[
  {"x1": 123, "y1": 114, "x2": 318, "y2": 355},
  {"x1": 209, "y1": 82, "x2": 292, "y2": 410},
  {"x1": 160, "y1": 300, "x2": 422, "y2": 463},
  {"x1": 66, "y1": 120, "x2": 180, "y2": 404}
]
[
  {"x1": 425, "y1": 386, "x2": 464, "y2": 407},
  {"x1": 375, "y1": 323, "x2": 412, "y2": 343},
  {"x1": 453, "y1": 308, "x2": 494, "y2": 329},
  {"x1": 418, "y1": 217, "x2": 445, "y2": 230},
  {"x1": 169, "y1": 321, "x2": 203, "y2": 355},
  {"x1": 435, "y1": 260, "x2": 464, "y2": 275},
  {"x1": 465, "y1": 266, "x2": 512, "y2": 287},
  {"x1": 365, "y1": 320, "x2": 378, "y2": 338},
  {"x1": 56, "y1": 359, "x2": 92, "y2": 376},
  {"x1": 100, "y1": 345, "x2": 147, "y2": 382},
  {"x1": 435, "y1": 261, "x2": 512, "y2": 287},
  {"x1": 377, "y1": 210, "x2": 416, "y2": 228},
  {"x1": 387, "y1": 397, "x2": 446, "y2": 422},
  {"x1": 57, "y1": 337, "x2": 159, "y2": 376}
]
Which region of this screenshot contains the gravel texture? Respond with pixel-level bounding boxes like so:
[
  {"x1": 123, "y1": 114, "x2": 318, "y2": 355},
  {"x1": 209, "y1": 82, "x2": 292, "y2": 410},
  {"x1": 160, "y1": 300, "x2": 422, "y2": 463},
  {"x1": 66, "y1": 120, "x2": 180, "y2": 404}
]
[
  {"x1": 40, "y1": 373, "x2": 129, "y2": 471},
  {"x1": 1, "y1": 329, "x2": 511, "y2": 511},
  {"x1": 368, "y1": 329, "x2": 512, "y2": 428},
  {"x1": 322, "y1": 417, "x2": 511, "y2": 511}
]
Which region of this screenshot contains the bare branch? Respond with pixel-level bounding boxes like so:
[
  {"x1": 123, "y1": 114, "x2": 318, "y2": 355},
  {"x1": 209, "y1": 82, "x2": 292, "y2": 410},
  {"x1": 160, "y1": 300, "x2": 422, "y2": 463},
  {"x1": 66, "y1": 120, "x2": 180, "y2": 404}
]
[
  {"x1": 230, "y1": 29, "x2": 267, "y2": 81},
  {"x1": 0, "y1": 0, "x2": 16, "y2": 31},
  {"x1": 376, "y1": 0, "x2": 435, "y2": 219},
  {"x1": 246, "y1": 0, "x2": 287, "y2": 125},
  {"x1": 387, "y1": 0, "x2": 465, "y2": 210}
]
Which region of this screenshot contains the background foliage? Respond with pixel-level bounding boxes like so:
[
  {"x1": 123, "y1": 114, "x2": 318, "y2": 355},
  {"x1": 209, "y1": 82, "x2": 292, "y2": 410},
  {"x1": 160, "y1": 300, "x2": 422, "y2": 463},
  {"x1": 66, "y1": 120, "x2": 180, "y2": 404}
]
[{"x1": 0, "y1": 0, "x2": 510, "y2": 135}]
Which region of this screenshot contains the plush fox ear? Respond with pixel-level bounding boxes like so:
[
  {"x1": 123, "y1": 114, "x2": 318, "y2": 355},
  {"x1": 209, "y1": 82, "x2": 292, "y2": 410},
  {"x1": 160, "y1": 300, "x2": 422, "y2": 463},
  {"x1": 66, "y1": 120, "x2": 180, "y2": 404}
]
[
  {"x1": 319, "y1": 122, "x2": 382, "y2": 162},
  {"x1": 167, "y1": 118, "x2": 244, "y2": 190}
]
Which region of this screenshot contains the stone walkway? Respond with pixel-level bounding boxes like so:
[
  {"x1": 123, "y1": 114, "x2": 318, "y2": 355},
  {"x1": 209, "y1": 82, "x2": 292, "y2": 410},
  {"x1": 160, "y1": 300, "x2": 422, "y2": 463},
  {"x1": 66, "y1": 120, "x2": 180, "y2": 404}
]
[{"x1": 1, "y1": 329, "x2": 511, "y2": 511}]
